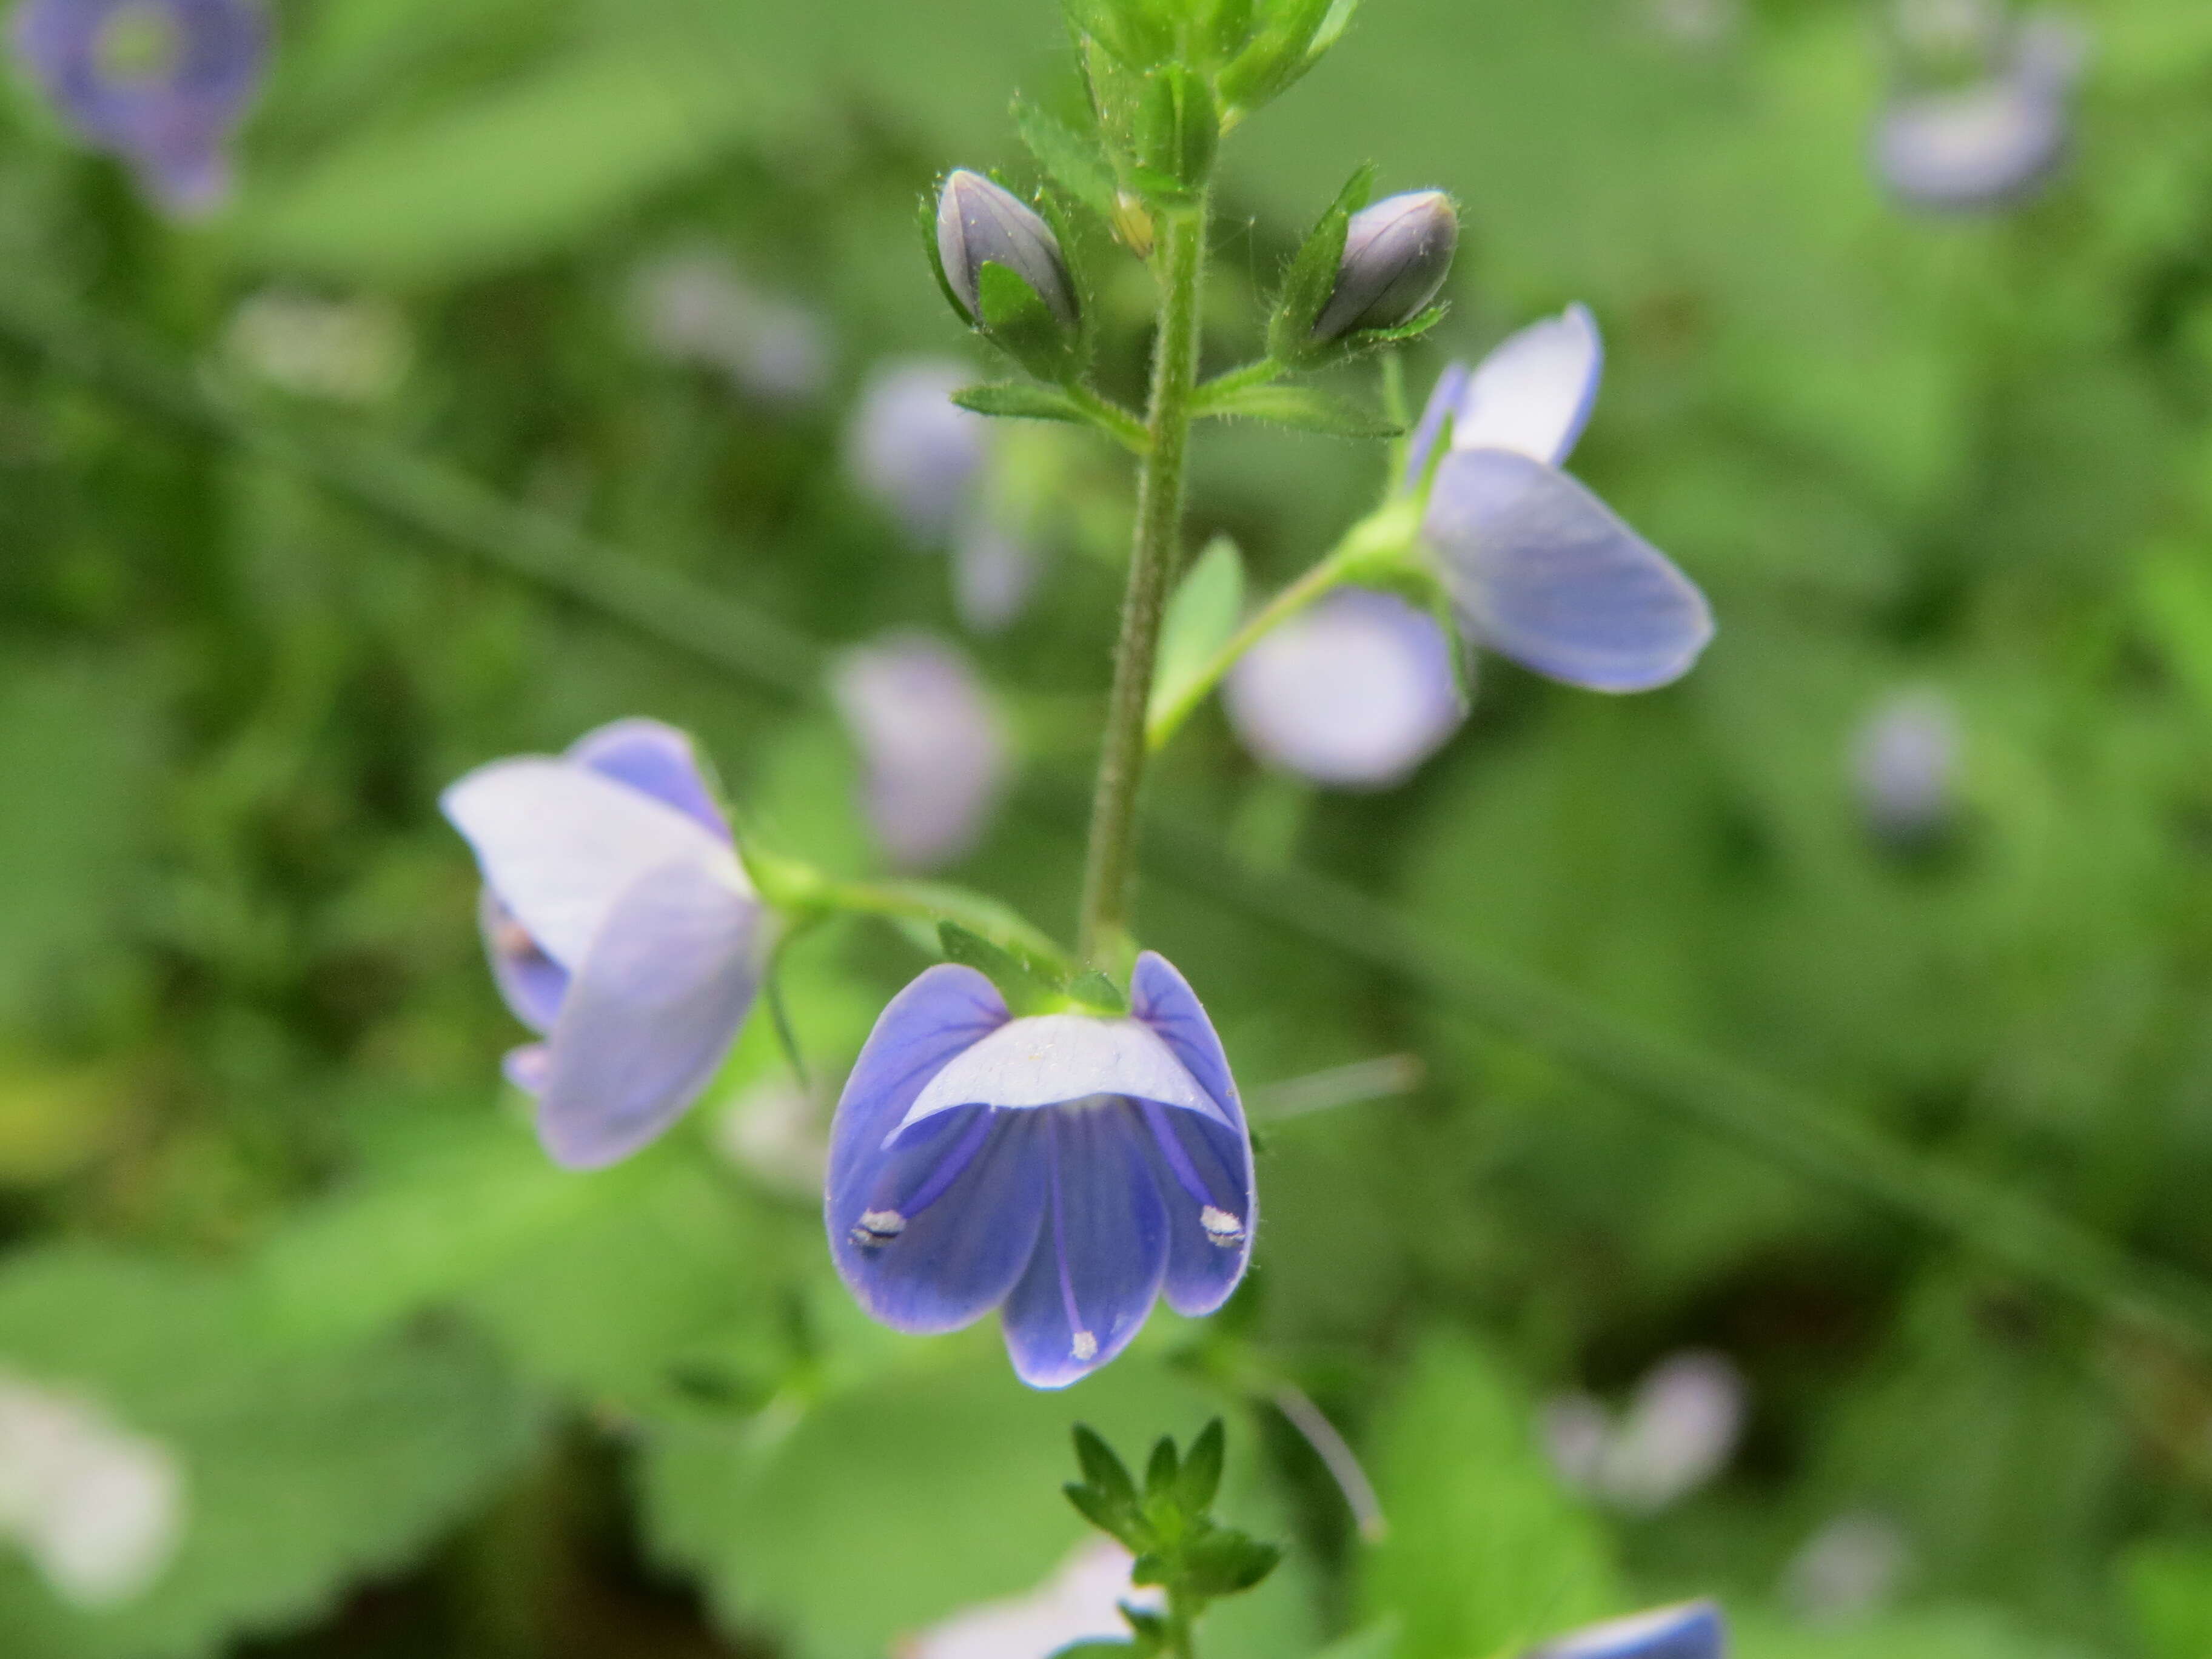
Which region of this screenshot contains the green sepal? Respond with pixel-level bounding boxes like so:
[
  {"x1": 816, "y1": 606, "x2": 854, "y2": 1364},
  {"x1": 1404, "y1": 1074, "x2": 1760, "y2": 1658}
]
[
  {"x1": 939, "y1": 920, "x2": 1068, "y2": 1015},
  {"x1": 1218, "y1": 0, "x2": 1356, "y2": 113},
  {"x1": 1067, "y1": 968, "x2": 1130, "y2": 1014},
  {"x1": 1062, "y1": 0, "x2": 1174, "y2": 65},
  {"x1": 1267, "y1": 164, "x2": 1375, "y2": 364},
  {"x1": 1119, "y1": 1606, "x2": 1171, "y2": 1648},
  {"x1": 1199, "y1": 0, "x2": 1259, "y2": 64},
  {"x1": 1015, "y1": 96, "x2": 1119, "y2": 218},
  {"x1": 1334, "y1": 301, "x2": 1450, "y2": 355},
  {"x1": 1196, "y1": 382, "x2": 1401, "y2": 437},
  {"x1": 953, "y1": 382, "x2": 1092, "y2": 424},
  {"x1": 1176, "y1": 1418, "x2": 1227, "y2": 1513},
  {"x1": 1129, "y1": 64, "x2": 1219, "y2": 205},
  {"x1": 977, "y1": 259, "x2": 1084, "y2": 382}
]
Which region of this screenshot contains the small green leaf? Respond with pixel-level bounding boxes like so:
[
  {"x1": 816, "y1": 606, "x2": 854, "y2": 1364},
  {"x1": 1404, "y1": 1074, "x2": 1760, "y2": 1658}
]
[
  {"x1": 952, "y1": 383, "x2": 1091, "y2": 424},
  {"x1": 977, "y1": 261, "x2": 1082, "y2": 381},
  {"x1": 1342, "y1": 304, "x2": 1450, "y2": 350},
  {"x1": 1074, "y1": 1423, "x2": 1142, "y2": 1512},
  {"x1": 1179, "y1": 1530, "x2": 1284, "y2": 1597},
  {"x1": 1144, "y1": 1433, "x2": 1181, "y2": 1501},
  {"x1": 1067, "y1": 969, "x2": 1131, "y2": 1016},
  {"x1": 1131, "y1": 65, "x2": 1219, "y2": 204},
  {"x1": 1015, "y1": 97, "x2": 1119, "y2": 218},
  {"x1": 1148, "y1": 535, "x2": 1245, "y2": 736},
  {"x1": 1199, "y1": 383, "x2": 1401, "y2": 438},
  {"x1": 1218, "y1": 0, "x2": 1338, "y2": 111},
  {"x1": 1178, "y1": 1419, "x2": 1227, "y2": 1514}
]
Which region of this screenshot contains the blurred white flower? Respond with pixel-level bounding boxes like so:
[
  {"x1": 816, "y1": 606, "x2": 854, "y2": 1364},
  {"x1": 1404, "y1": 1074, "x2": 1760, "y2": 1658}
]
[
  {"x1": 714, "y1": 1071, "x2": 828, "y2": 1196},
  {"x1": 1782, "y1": 1511, "x2": 1911, "y2": 1623},
  {"x1": 1874, "y1": 6, "x2": 2087, "y2": 212},
  {"x1": 1851, "y1": 687, "x2": 1960, "y2": 844},
  {"x1": 830, "y1": 634, "x2": 1011, "y2": 871},
  {"x1": 225, "y1": 290, "x2": 411, "y2": 403},
  {"x1": 1541, "y1": 1350, "x2": 1746, "y2": 1514},
  {"x1": 0, "y1": 1373, "x2": 184, "y2": 1607},
  {"x1": 902, "y1": 1540, "x2": 1161, "y2": 1659},
  {"x1": 631, "y1": 249, "x2": 831, "y2": 404}
]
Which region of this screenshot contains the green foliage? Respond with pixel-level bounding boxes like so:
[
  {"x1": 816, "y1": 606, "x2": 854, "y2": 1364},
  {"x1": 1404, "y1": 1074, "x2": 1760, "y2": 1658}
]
[
  {"x1": 1361, "y1": 1334, "x2": 1618, "y2": 1659},
  {"x1": 1150, "y1": 535, "x2": 1247, "y2": 738}
]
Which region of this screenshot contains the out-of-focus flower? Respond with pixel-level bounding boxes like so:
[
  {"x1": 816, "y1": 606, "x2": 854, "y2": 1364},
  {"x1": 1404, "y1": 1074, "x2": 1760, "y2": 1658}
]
[
  {"x1": 1644, "y1": 0, "x2": 1741, "y2": 49},
  {"x1": 630, "y1": 249, "x2": 831, "y2": 404},
  {"x1": 1528, "y1": 1601, "x2": 1727, "y2": 1659},
  {"x1": 1312, "y1": 190, "x2": 1458, "y2": 344},
  {"x1": 1874, "y1": 5, "x2": 2086, "y2": 212},
  {"x1": 441, "y1": 719, "x2": 765, "y2": 1170},
  {"x1": 714, "y1": 1072, "x2": 828, "y2": 1197},
  {"x1": 934, "y1": 169, "x2": 1080, "y2": 332},
  {"x1": 902, "y1": 1539, "x2": 1162, "y2": 1659},
  {"x1": 1410, "y1": 306, "x2": 1714, "y2": 693},
  {"x1": 827, "y1": 952, "x2": 1253, "y2": 1389},
  {"x1": 952, "y1": 521, "x2": 1043, "y2": 637},
  {"x1": 224, "y1": 289, "x2": 411, "y2": 403},
  {"x1": 12, "y1": 0, "x2": 266, "y2": 216},
  {"x1": 1543, "y1": 1351, "x2": 1747, "y2": 1514},
  {"x1": 1224, "y1": 588, "x2": 1466, "y2": 789},
  {"x1": 1852, "y1": 687, "x2": 1961, "y2": 844},
  {"x1": 0, "y1": 1373, "x2": 183, "y2": 1607},
  {"x1": 847, "y1": 358, "x2": 991, "y2": 545},
  {"x1": 830, "y1": 634, "x2": 1010, "y2": 871},
  {"x1": 1782, "y1": 1512, "x2": 1911, "y2": 1622}
]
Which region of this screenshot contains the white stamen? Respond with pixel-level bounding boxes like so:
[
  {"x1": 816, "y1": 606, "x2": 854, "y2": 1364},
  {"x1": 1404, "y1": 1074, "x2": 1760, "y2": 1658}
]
[
  {"x1": 1200, "y1": 1206, "x2": 1245, "y2": 1247},
  {"x1": 852, "y1": 1209, "x2": 907, "y2": 1247},
  {"x1": 1071, "y1": 1330, "x2": 1099, "y2": 1362}
]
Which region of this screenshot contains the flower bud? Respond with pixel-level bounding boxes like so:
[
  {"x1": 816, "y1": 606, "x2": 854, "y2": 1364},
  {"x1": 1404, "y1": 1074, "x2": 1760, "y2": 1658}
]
[
  {"x1": 1311, "y1": 190, "x2": 1458, "y2": 343},
  {"x1": 934, "y1": 170, "x2": 1079, "y2": 332}
]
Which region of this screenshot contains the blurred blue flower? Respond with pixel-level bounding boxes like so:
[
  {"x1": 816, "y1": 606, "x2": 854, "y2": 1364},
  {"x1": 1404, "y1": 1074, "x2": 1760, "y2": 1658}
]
[
  {"x1": 12, "y1": 0, "x2": 266, "y2": 216},
  {"x1": 829, "y1": 633, "x2": 1010, "y2": 870},
  {"x1": 1224, "y1": 587, "x2": 1466, "y2": 788},
  {"x1": 1530, "y1": 1601, "x2": 1726, "y2": 1659},
  {"x1": 442, "y1": 719, "x2": 765, "y2": 1170},
  {"x1": 1409, "y1": 306, "x2": 1714, "y2": 693},
  {"x1": 1851, "y1": 686, "x2": 1960, "y2": 844},
  {"x1": 826, "y1": 951, "x2": 1254, "y2": 1389},
  {"x1": 1874, "y1": 6, "x2": 2085, "y2": 212}
]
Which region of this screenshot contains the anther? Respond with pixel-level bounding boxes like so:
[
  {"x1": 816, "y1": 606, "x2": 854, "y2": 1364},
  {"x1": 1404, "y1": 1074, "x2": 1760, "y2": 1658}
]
[
  {"x1": 1071, "y1": 1330, "x2": 1099, "y2": 1362},
  {"x1": 851, "y1": 1209, "x2": 907, "y2": 1248},
  {"x1": 1201, "y1": 1205, "x2": 1245, "y2": 1247}
]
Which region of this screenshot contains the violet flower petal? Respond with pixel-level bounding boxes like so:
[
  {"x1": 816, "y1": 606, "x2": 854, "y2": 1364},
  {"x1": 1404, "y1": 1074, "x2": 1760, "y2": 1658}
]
[
  {"x1": 568, "y1": 718, "x2": 731, "y2": 842},
  {"x1": 1529, "y1": 1602, "x2": 1726, "y2": 1659},
  {"x1": 1000, "y1": 1107, "x2": 1169, "y2": 1389},
  {"x1": 535, "y1": 857, "x2": 762, "y2": 1169},
  {"x1": 1424, "y1": 449, "x2": 1712, "y2": 692}
]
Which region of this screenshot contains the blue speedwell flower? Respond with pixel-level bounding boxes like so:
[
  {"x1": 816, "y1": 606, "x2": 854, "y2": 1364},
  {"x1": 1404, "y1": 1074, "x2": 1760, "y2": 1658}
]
[
  {"x1": 442, "y1": 719, "x2": 765, "y2": 1170},
  {"x1": 1408, "y1": 305, "x2": 1714, "y2": 693},
  {"x1": 1874, "y1": 8, "x2": 2085, "y2": 211},
  {"x1": 12, "y1": 0, "x2": 266, "y2": 216},
  {"x1": 827, "y1": 952, "x2": 1254, "y2": 1389},
  {"x1": 1225, "y1": 588, "x2": 1466, "y2": 789},
  {"x1": 1529, "y1": 1601, "x2": 1726, "y2": 1659}
]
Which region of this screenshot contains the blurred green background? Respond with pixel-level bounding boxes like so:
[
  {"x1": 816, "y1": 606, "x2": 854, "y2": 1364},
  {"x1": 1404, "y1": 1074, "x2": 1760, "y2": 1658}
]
[{"x1": 9, "y1": 0, "x2": 2212, "y2": 1654}]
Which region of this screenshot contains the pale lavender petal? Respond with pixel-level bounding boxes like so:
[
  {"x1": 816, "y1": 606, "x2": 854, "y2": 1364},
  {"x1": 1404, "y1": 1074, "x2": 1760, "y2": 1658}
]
[
  {"x1": 1874, "y1": 81, "x2": 2068, "y2": 210},
  {"x1": 1852, "y1": 688, "x2": 1960, "y2": 842},
  {"x1": 830, "y1": 633, "x2": 1010, "y2": 871},
  {"x1": 1600, "y1": 1351, "x2": 1746, "y2": 1512},
  {"x1": 1531, "y1": 1602, "x2": 1727, "y2": 1659},
  {"x1": 12, "y1": 0, "x2": 266, "y2": 220},
  {"x1": 1224, "y1": 588, "x2": 1466, "y2": 789},
  {"x1": 478, "y1": 889, "x2": 568, "y2": 1033},
  {"x1": 1403, "y1": 360, "x2": 1472, "y2": 488},
  {"x1": 1001, "y1": 1107, "x2": 1169, "y2": 1389},
  {"x1": 441, "y1": 756, "x2": 744, "y2": 970},
  {"x1": 567, "y1": 718, "x2": 731, "y2": 842},
  {"x1": 630, "y1": 249, "x2": 830, "y2": 403},
  {"x1": 503, "y1": 1043, "x2": 551, "y2": 1094},
  {"x1": 826, "y1": 964, "x2": 1011, "y2": 1206},
  {"x1": 1128, "y1": 951, "x2": 1254, "y2": 1314},
  {"x1": 845, "y1": 358, "x2": 988, "y2": 544},
  {"x1": 831, "y1": 1105, "x2": 1048, "y2": 1334},
  {"x1": 898, "y1": 1013, "x2": 1222, "y2": 1133},
  {"x1": 534, "y1": 858, "x2": 763, "y2": 1168},
  {"x1": 1450, "y1": 304, "x2": 1604, "y2": 467},
  {"x1": 1424, "y1": 449, "x2": 1713, "y2": 692}
]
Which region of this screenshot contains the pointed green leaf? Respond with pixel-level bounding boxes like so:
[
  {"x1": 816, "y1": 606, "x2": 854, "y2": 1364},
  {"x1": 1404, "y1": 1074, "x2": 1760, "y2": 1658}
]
[
  {"x1": 1148, "y1": 535, "x2": 1246, "y2": 737},
  {"x1": 940, "y1": 922, "x2": 1067, "y2": 1015},
  {"x1": 953, "y1": 383, "x2": 1091, "y2": 424},
  {"x1": 1145, "y1": 1433, "x2": 1181, "y2": 1501},
  {"x1": 1014, "y1": 98, "x2": 1119, "y2": 218},
  {"x1": 1177, "y1": 1418, "x2": 1227, "y2": 1514},
  {"x1": 1269, "y1": 164, "x2": 1377, "y2": 361}
]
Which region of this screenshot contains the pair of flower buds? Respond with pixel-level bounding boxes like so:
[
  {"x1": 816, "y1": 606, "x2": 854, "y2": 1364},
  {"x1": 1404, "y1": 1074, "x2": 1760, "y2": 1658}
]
[{"x1": 934, "y1": 168, "x2": 1460, "y2": 349}]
